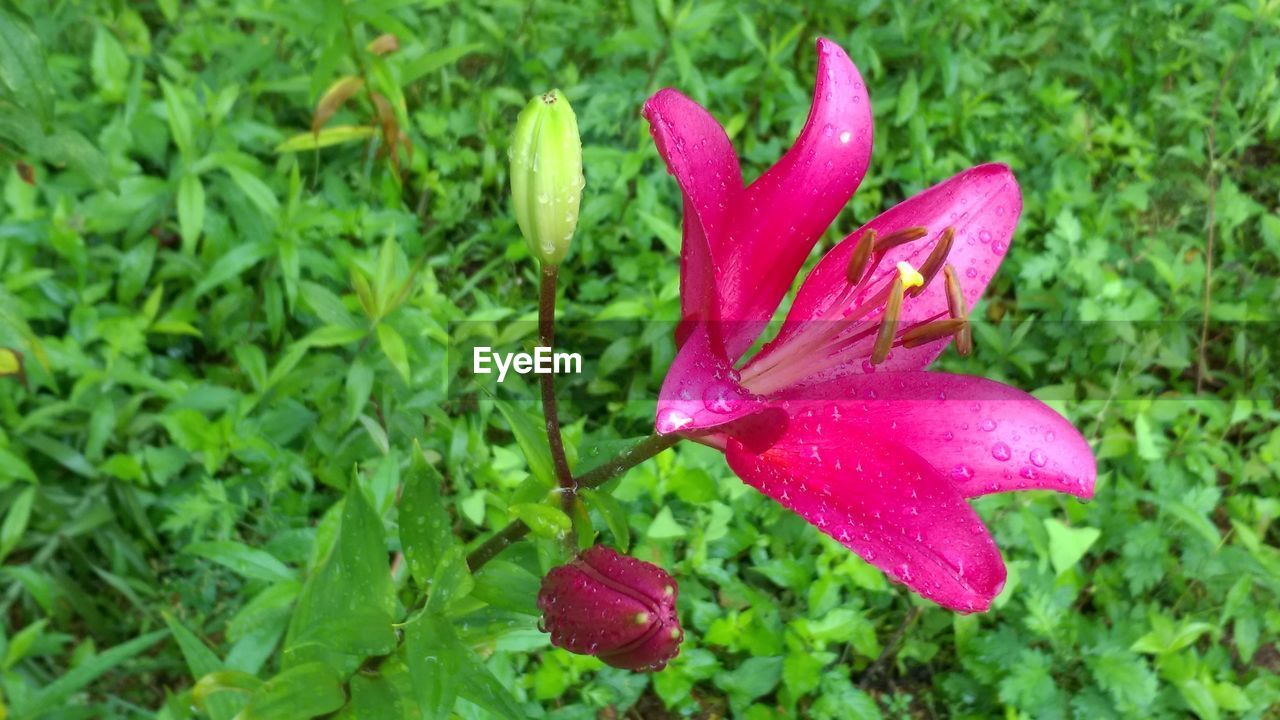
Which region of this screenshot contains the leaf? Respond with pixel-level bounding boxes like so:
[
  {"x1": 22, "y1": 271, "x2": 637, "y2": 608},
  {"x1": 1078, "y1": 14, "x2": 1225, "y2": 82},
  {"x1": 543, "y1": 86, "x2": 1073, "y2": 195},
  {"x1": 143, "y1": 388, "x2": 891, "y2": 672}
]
[
  {"x1": 193, "y1": 670, "x2": 262, "y2": 710},
  {"x1": 0, "y1": 486, "x2": 35, "y2": 563},
  {"x1": 312, "y1": 76, "x2": 365, "y2": 133},
  {"x1": 376, "y1": 323, "x2": 410, "y2": 382},
  {"x1": 184, "y1": 541, "x2": 296, "y2": 583},
  {"x1": 406, "y1": 612, "x2": 528, "y2": 719},
  {"x1": 177, "y1": 172, "x2": 205, "y2": 252},
  {"x1": 1043, "y1": 518, "x2": 1100, "y2": 576},
  {"x1": 162, "y1": 613, "x2": 240, "y2": 720},
  {"x1": 346, "y1": 672, "x2": 409, "y2": 718},
  {"x1": 509, "y1": 502, "x2": 571, "y2": 539},
  {"x1": 580, "y1": 488, "x2": 629, "y2": 551},
  {"x1": 284, "y1": 483, "x2": 396, "y2": 664},
  {"x1": 16, "y1": 630, "x2": 167, "y2": 717},
  {"x1": 471, "y1": 560, "x2": 541, "y2": 615},
  {"x1": 274, "y1": 124, "x2": 378, "y2": 153},
  {"x1": 193, "y1": 241, "x2": 271, "y2": 297},
  {"x1": 366, "y1": 34, "x2": 400, "y2": 56},
  {"x1": 494, "y1": 400, "x2": 556, "y2": 490},
  {"x1": 0, "y1": 6, "x2": 55, "y2": 126},
  {"x1": 160, "y1": 78, "x2": 194, "y2": 156},
  {"x1": 425, "y1": 545, "x2": 474, "y2": 613},
  {"x1": 401, "y1": 44, "x2": 485, "y2": 85},
  {"x1": 404, "y1": 612, "x2": 458, "y2": 720},
  {"x1": 400, "y1": 443, "x2": 454, "y2": 587},
  {"x1": 224, "y1": 164, "x2": 280, "y2": 217},
  {"x1": 240, "y1": 662, "x2": 345, "y2": 720}
]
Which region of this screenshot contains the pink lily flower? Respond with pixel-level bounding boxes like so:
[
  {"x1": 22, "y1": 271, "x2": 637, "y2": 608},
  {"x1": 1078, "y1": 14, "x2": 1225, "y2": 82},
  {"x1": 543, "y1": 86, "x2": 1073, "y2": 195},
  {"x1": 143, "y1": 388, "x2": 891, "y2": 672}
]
[{"x1": 643, "y1": 38, "x2": 1097, "y2": 612}]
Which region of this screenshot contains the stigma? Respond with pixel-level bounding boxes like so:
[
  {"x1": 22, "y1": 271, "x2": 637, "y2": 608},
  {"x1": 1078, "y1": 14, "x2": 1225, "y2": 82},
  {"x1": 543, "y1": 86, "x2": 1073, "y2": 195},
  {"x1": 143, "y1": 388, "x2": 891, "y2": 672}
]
[{"x1": 895, "y1": 261, "x2": 924, "y2": 290}]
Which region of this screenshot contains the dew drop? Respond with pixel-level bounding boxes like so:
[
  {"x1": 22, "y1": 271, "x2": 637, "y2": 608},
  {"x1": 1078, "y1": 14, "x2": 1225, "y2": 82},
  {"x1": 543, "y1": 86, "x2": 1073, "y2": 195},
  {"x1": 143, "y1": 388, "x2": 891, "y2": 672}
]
[
  {"x1": 1029, "y1": 448, "x2": 1047, "y2": 467},
  {"x1": 980, "y1": 419, "x2": 997, "y2": 432},
  {"x1": 701, "y1": 381, "x2": 742, "y2": 414},
  {"x1": 991, "y1": 442, "x2": 1012, "y2": 462},
  {"x1": 839, "y1": 131, "x2": 852, "y2": 144},
  {"x1": 979, "y1": 230, "x2": 992, "y2": 243},
  {"x1": 966, "y1": 267, "x2": 978, "y2": 278},
  {"x1": 656, "y1": 407, "x2": 693, "y2": 433}
]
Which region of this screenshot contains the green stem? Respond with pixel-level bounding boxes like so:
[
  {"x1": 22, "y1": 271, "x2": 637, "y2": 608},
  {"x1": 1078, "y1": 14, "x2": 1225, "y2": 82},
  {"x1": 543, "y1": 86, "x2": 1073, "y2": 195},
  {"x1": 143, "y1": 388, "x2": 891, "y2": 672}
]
[{"x1": 465, "y1": 433, "x2": 681, "y2": 570}]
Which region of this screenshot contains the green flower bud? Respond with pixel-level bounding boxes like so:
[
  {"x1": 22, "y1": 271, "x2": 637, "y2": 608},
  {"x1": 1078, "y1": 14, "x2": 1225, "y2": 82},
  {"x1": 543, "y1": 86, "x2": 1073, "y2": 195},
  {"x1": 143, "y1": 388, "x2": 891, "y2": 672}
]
[{"x1": 510, "y1": 89, "x2": 584, "y2": 266}]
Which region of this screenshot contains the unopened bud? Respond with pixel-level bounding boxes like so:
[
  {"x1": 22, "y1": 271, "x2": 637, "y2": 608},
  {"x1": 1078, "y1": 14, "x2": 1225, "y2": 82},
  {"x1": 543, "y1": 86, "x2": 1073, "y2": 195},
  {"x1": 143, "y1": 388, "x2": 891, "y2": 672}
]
[
  {"x1": 510, "y1": 89, "x2": 584, "y2": 266},
  {"x1": 537, "y1": 545, "x2": 683, "y2": 671}
]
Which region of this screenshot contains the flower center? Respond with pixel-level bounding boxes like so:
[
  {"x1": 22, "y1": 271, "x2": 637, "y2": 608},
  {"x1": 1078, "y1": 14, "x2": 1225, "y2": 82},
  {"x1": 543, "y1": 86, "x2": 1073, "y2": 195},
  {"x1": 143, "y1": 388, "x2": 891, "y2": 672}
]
[{"x1": 738, "y1": 225, "x2": 970, "y2": 395}]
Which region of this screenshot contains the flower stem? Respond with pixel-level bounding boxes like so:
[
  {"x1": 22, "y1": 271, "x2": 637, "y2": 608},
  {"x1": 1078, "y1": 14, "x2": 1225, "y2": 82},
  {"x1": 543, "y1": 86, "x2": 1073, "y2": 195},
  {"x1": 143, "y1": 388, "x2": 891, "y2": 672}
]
[
  {"x1": 465, "y1": 433, "x2": 681, "y2": 571},
  {"x1": 538, "y1": 265, "x2": 575, "y2": 500}
]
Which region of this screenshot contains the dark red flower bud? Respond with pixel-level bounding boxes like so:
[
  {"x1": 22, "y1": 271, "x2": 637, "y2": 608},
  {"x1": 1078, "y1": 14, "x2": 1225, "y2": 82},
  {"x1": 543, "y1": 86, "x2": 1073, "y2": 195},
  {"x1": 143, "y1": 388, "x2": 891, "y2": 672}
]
[{"x1": 537, "y1": 545, "x2": 683, "y2": 671}]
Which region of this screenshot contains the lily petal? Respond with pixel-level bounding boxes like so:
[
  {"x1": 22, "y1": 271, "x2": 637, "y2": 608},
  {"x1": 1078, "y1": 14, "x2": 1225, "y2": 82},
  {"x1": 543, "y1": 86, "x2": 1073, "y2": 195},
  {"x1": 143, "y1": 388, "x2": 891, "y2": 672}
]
[
  {"x1": 754, "y1": 163, "x2": 1021, "y2": 376},
  {"x1": 772, "y1": 372, "x2": 1097, "y2": 499},
  {"x1": 643, "y1": 89, "x2": 742, "y2": 332},
  {"x1": 717, "y1": 38, "x2": 874, "y2": 360},
  {"x1": 725, "y1": 414, "x2": 1006, "y2": 612},
  {"x1": 655, "y1": 322, "x2": 767, "y2": 435}
]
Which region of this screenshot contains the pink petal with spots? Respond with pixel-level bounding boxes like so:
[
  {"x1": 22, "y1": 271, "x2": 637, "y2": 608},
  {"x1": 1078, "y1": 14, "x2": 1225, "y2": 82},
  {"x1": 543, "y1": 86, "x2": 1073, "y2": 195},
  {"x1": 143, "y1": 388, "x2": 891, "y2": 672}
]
[
  {"x1": 724, "y1": 414, "x2": 1006, "y2": 612},
  {"x1": 771, "y1": 372, "x2": 1097, "y2": 499}
]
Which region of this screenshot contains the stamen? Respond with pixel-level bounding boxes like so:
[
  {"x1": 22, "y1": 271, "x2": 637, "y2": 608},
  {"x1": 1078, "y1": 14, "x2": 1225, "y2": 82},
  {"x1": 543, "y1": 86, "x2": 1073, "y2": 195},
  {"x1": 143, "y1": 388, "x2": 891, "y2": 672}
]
[
  {"x1": 871, "y1": 277, "x2": 904, "y2": 364},
  {"x1": 844, "y1": 230, "x2": 877, "y2": 285},
  {"x1": 901, "y1": 318, "x2": 967, "y2": 348},
  {"x1": 907, "y1": 227, "x2": 954, "y2": 297},
  {"x1": 875, "y1": 226, "x2": 928, "y2": 251},
  {"x1": 943, "y1": 265, "x2": 973, "y2": 356}
]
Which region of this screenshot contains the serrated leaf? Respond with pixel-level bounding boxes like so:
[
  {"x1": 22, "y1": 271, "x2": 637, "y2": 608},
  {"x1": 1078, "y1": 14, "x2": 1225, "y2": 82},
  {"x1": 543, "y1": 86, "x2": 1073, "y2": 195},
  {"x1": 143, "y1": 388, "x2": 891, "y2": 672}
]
[{"x1": 1043, "y1": 518, "x2": 1100, "y2": 576}]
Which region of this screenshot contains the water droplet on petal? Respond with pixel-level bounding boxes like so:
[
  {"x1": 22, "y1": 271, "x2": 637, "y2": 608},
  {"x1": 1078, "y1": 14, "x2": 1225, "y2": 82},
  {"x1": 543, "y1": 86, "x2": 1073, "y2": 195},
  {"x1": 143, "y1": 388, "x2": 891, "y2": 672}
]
[
  {"x1": 991, "y1": 442, "x2": 1012, "y2": 462},
  {"x1": 980, "y1": 419, "x2": 997, "y2": 432},
  {"x1": 701, "y1": 381, "x2": 742, "y2": 414},
  {"x1": 979, "y1": 230, "x2": 992, "y2": 243},
  {"x1": 656, "y1": 408, "x2": 693, "y2": 433},
  {"x1": 1029, "y1": 448, "x2": 1047, "y2": 467}
]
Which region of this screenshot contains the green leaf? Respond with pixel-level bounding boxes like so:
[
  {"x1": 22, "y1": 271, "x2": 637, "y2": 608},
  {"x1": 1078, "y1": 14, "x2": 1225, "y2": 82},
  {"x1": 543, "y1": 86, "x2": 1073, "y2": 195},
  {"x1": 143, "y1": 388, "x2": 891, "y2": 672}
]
[
  {"x1": 184, "y1": 541, "x2": 297, "y2": 583},
  {"x1": 160, "y1": 78, "x2": 194, "y2": 156},
  {"x1": 193, "y1": 241, "x2": 271, "y2": 297},
  {"x1": 400, "y1": 443, "x2": 454, "y2": 587},
  {"x1": 471, "y1": 560, "x2": 540, "y2": 615},
  {"x1": 274, "y1": 124, "x2": 378, "y2": 153},
  {"x1": 225, "y1": 165, "x2": 280, "y2": 218},
  {"x1": 177, "y1": 172, "x2": 205, "y2": 252},
  {"x1": 376, "y1": 323, "x2": 410, "y2": 382},
  {"x1": 494, "y1": 400, "x2": 557, "y2": 490},
  {"x1": 509, "y1": 502, "x2": 571, "y2": 539},
  {"x1": 284, "y1": 483, "x2": 396, "y2": 665},
  {"x1": 401, "y1": 43, "x2": 485, "y2": 85},
  {"x1": 16, "y1": 630, "x2": 167, "y2": 717},
  {"x1": 404, "y1": 612, "x2": 458, "y2": 720},
  {"x1": 581, "y1": 488, "x2": 629, "y2": 551},
  {"x1": 425, "y1": 545, "x2": 474, "y2": 613},
  {"x1": 240, "y1": 662, "x2": 345, "y2": 720},
  {"x1": 163, "y1": 613, "x2": 240, "y2": 720},
  {"x1": 346, "y1": 672, "x2": 410, "y2": 719},
  {"x1": 1043, "y1": 518, "x2": 1100, "y2": 576},
  {"x1": 0, "y1": 6, "x2": 55, "y2": 125},
  {"x1": 0, "y1": 486, "x2": 35, "y2": 563}
]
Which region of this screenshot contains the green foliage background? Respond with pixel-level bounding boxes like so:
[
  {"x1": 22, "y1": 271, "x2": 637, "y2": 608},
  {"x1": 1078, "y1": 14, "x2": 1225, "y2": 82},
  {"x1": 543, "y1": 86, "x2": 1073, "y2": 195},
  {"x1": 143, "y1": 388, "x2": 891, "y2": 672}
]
[{"x1": 2, "y1": 0, "x2": 1279, "y2": 718}]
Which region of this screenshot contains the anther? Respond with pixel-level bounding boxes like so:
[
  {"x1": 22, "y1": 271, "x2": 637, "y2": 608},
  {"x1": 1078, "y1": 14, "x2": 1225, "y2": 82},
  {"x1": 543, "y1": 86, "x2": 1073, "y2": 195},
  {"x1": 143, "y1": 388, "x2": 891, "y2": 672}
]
[
  {"x1": 901, "y1": 318, "x2": 968, "y2": 348},
  {"x1": 908, "y1": 227, "x2": 955, "y2": 297},
  {"x1": 943, "y1": 265, "x2": 973, "y2": 356},
  {"x1": 875, "y1": 226, "x2": 928, "y2": 251},
  {"x1": 845, "y1": 229, "x2": 877, "y2": 284},
  {"x1": 895, "y1": 261, "x2": 924, "y2": 290},
  {"x1": 871, "y1": 277, "x2": 905, "y2": 364}
]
